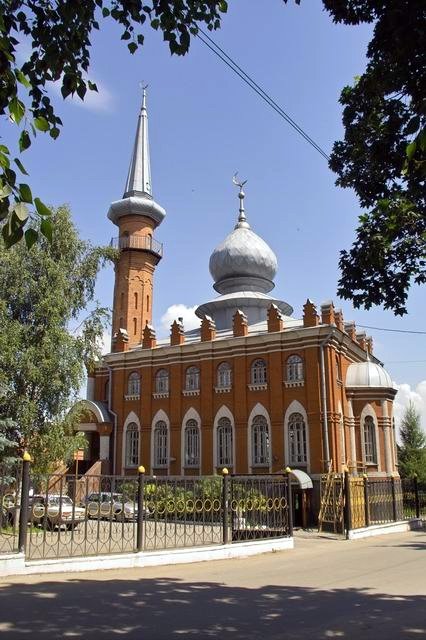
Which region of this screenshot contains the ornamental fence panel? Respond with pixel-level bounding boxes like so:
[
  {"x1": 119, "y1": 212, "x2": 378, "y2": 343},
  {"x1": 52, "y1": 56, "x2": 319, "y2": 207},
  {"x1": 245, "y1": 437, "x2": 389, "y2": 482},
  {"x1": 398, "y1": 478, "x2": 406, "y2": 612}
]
[
  {"x1": 0, "y1": 463, "x2": 21, "y2": 556},
  {"x1": 1, "y1": 466, "x2": 292, "y2": 561},
  {"x1": 401, "y1": 478, "x2": 426, "y2": 520}
]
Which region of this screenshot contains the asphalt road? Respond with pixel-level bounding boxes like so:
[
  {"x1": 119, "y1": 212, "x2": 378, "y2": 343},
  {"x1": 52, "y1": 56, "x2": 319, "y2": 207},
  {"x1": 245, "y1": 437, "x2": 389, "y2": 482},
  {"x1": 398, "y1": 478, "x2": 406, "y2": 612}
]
[{"x1": 0, "y1": 530, "x2": 425, "y2": 639}]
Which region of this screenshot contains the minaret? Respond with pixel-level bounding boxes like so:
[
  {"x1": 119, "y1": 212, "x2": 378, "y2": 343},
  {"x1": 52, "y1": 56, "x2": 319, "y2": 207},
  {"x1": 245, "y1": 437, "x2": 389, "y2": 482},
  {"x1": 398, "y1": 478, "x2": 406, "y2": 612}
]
[{"x1": 108, "y1": 89, "x2": 166, "y2": 350}]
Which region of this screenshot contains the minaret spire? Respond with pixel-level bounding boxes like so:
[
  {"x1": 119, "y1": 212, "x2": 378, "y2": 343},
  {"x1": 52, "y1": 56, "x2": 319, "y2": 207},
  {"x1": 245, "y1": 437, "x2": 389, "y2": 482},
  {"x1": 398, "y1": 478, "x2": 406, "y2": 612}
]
[{"x1": 124, "y1": 85, "x2": 152, "y2": 197}]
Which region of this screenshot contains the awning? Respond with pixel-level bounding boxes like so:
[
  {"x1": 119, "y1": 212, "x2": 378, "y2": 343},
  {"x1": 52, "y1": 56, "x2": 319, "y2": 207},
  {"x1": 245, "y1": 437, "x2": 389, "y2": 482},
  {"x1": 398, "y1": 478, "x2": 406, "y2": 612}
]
[{"x1": 289, "y1": 469, "x2": 313, "y2": 489}]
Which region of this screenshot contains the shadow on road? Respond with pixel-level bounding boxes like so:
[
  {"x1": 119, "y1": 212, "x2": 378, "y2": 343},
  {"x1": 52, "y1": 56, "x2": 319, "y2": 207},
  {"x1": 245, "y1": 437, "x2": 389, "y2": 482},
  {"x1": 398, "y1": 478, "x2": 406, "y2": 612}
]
[{"x1": 0, "y1": 575, "x2": 424, "y2": 639}]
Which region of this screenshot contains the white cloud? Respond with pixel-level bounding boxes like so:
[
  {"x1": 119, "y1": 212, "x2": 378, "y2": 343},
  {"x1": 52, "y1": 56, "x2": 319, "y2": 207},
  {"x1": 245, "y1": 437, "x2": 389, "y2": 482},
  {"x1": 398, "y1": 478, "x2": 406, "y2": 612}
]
[
  {"x1": 393, "y1": 380, "x2": 426, "y2": 437},
  {"x1": 160, "y1": 304, "x2": 199, "y2": 337}
]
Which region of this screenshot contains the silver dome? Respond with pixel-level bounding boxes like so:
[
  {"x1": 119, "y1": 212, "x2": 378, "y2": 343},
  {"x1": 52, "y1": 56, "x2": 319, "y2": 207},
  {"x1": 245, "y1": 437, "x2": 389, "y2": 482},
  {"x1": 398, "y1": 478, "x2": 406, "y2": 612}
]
[
  {"x1": 346, "y1": 360, "x2": 394, "y2": 389},
  {"x1": 209, "y1": 225, "x2": 278, "y2": 294}
]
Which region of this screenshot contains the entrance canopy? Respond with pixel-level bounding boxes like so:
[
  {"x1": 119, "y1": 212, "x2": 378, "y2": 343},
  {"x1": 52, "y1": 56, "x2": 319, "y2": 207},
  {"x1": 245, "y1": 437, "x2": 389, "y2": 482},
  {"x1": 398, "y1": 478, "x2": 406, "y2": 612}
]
[{"x1": 289, "y1": 469, "x2": 313, "y2": 489}]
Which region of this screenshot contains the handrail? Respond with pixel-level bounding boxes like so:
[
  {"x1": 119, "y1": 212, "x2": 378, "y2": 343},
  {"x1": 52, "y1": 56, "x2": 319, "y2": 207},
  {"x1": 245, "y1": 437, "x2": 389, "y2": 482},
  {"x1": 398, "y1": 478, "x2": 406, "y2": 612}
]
[{"x1": 110, "y1": 235, "x2": 163, "y2": 257}]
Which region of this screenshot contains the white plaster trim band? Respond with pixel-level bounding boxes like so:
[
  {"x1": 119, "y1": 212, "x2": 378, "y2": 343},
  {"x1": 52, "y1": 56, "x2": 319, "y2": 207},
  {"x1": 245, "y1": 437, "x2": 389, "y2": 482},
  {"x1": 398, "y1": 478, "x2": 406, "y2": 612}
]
[
  {"x1": 347, "y1": 519, "x2": 423, "y2": 540},
  {"x1": 0, "y1": 537, "x2": 294, "y2": 578}
]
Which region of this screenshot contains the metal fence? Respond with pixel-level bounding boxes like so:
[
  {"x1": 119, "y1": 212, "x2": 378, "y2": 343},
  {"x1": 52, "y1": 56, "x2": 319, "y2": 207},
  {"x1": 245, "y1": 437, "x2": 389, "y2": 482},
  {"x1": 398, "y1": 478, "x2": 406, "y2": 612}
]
[
  {"x1": 0, "y1": 463, "x2": 292, "y2": 561},
  {"x1": 402, "y1": 477, "x2": 426, "y2": 520},
  {"x1": 346, "y1": 475, "x2": 410, "y2": 531},
  {"x1": 0, "y1": 464, "x2": 21, "y2": 555}
]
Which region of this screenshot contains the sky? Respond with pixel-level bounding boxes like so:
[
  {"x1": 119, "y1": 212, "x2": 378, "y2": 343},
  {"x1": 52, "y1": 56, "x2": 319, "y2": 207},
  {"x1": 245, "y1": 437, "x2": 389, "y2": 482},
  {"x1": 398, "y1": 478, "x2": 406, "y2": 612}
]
[{"x1": 6, "y1": 0, "x2": 426, "y2": 431}]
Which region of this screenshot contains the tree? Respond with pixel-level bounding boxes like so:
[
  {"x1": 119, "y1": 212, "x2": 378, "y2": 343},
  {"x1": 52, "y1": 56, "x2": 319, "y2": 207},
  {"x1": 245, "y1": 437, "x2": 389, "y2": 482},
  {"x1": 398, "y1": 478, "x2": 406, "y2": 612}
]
[
  {"x1": 1, "y1": 1, "x2": 424, "y2": 315},
  {"x1": 397, "y1": 402, "x2": 426, "y2": 482},
  {"x1": 0, "y1": 206, "x2": 112, "y2": 474},
  {"x1": 0, "y1": 418, "x2": 18, "y2": 469},
  {"x1": 322, "y1": 0, "x2": 425, "y2": 315},
  {"x1": 0, "y1": 1, "x2": 227, "y2": 248}
]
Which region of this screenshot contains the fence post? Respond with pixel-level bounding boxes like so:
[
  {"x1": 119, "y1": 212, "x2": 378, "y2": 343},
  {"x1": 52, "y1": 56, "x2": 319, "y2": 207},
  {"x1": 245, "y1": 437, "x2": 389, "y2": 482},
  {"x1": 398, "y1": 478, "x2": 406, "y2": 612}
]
[
  {"x1": 285, "y1": 467, "x2": 293, "y2": 537},
  {"x1": 222, "y1": 468, "x2": 229, "y2": 545},
  {"x1": 343, "y1": 470, "x2": 352, "y2": 539},
  {"x1": 391, "y1": 476, "x2": 397, "y2": 522},
  {"x1": 363, "y1": 474, "x2": 370, "y2": 528},
  {"x1": 413, "y1": 475, "x2": 420, "y2": 519},
  {"x1": 136, "y1": 465, "x2": 145, "y2": 552},
  {"x1": 18, "y1": 452, "x2": 31, "y2": 554}
]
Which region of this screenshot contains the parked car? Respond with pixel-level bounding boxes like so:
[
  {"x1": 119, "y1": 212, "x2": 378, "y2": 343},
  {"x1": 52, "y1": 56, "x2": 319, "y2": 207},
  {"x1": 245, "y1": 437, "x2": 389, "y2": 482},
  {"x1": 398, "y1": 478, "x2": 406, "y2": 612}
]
[
  {"x1": 30, "y1": 494, "x2": 86, "y2": 530},
  {"x1": 83, "y1": 492, "x2": 139, "y2": 521}
]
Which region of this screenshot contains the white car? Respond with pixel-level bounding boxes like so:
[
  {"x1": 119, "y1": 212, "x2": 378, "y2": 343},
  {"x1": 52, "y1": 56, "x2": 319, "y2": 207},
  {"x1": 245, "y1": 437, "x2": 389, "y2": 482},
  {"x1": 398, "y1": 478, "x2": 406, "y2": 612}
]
[
  {"x1": 84, "y1": 492, "x2": 138, "y2": 521},
  {"x1": 30, "y1": 495, "x2": 86, "y2": 530}
]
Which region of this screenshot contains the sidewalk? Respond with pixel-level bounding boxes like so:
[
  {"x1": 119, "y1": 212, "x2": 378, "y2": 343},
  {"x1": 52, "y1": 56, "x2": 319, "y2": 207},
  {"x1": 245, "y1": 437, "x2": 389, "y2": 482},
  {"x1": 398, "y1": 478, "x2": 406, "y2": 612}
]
[{"x1": 0, "y1": 530, "x2": 425, "y2": 639}]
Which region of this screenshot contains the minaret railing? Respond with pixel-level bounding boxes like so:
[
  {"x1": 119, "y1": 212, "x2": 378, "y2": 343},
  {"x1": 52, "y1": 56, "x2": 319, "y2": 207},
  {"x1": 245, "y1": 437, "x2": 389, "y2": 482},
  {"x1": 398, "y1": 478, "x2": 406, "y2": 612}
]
[{"x1": 110, "y1": 235, "x2": 163, "y2": 257}]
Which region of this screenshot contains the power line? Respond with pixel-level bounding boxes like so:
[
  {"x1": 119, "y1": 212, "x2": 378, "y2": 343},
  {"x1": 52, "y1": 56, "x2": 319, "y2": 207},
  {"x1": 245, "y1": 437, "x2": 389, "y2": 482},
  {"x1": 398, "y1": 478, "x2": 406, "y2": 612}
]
[
  {"x1": 357, "y1": 324, "x2": 426, "y2": 335},
  {"x1": 196, "y1": 28, "x2": 330, "y2": 161}
]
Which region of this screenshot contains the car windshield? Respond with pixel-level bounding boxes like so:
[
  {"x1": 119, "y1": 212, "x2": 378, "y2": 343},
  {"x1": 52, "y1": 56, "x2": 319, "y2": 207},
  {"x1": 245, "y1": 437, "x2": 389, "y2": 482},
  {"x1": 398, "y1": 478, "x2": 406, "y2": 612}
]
[{"x1": 48, "y1": 496, "x2": 73, "y2": 506}]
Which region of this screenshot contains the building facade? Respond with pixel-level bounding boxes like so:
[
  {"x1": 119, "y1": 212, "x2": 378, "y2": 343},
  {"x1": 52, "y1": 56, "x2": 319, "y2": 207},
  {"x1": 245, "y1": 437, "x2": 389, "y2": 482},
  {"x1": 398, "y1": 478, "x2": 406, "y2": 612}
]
[{"x1": 77, "y1": 93, "x2": 398, "y2": 483}]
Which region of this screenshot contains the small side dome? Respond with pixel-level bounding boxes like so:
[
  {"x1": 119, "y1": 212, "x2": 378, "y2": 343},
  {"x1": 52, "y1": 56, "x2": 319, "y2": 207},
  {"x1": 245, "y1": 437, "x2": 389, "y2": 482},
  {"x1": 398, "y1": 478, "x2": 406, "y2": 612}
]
[{"x1": 346, "y1": 360, "x2": 394, "y2": 388}]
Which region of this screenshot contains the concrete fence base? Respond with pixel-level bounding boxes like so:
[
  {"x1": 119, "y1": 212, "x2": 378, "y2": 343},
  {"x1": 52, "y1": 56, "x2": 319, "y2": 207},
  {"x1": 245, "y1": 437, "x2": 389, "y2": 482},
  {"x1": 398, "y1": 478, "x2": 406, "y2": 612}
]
[
  {"x1": 0, "y1": 536, "x2": 294, "y2": 578},
  {"x1": 347, "y1": 518, "x2": 423, "y2": 540}
]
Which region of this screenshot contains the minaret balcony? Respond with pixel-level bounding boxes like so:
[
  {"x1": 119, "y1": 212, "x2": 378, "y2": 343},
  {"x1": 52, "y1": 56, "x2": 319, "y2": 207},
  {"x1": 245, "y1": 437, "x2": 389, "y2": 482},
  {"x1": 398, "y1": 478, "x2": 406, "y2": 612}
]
[{"x1": 110, "y1": 235, "x2": 163, "y2": 258}]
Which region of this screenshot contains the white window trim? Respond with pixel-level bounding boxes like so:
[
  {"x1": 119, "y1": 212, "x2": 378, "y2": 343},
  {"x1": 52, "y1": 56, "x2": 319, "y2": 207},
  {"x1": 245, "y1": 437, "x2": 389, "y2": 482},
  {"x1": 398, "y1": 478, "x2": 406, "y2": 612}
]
[
  {"x1": 359, "y1": 404, "x2": 381, "y2": 471},
  {"x1": 181, "y1": 408, "x2": 202, "y2": 473},
  {"x1": 247, "y1": 403, "x2": 272, "y2": 472},
  {"x1": 122, "y1": 411, "x2": 140, "y2": 472},
  {"x1": 151, "y1": 409, "x2": 170, "y2": 472},
  {"x1": 284, "y1": 400, "x2": 310, "y2": 472},
  {"x1": 213, "y1": 405, "x2": 235, "y2": 472}
]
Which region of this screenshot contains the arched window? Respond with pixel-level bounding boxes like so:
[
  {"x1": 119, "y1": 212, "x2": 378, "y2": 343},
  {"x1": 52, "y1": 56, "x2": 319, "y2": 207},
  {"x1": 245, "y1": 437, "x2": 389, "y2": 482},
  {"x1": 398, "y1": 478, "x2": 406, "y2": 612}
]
[
  {"x1": 133, "y1": 317, "x2": 137, "y2": 335},
  {"x1": 217, "y1": 362, "x2": 232, "y2": 389},
  {"x1": 251, "y1": 415, "x2": 270, "y2": 465},
  {"x1": 217, "y1": 417, "x2": 233, "y2": 467},
  {"x1": 288, "y1": 412, "x2": 307, "y2": 465},
  {"x1": 125, "y1": 423, "x2": 139, "y2": 467},
  {"x1": 251, "y1": 359, "x2": 267, "y2": 385},
  {"x1": 286, "y1": 355, "x2": 304, "y2": 382},
  {"x1": 184, "y1": 419, "x2": 200, "y2": 467},
  {"x1": 146, "y1": 295, "x2": 150, "y2": 312},
  {"x1": 134, "y1": 291, "x2": 138, "y2": 309},
  {"x1": 155, "y1": 369, "x2": 169, "y2": 394},
  {"x1": 185, "y1": 366, "x2": 200, "y2": 391},
  {"x1": 363, "y1": 416, "x2": 377, "y2": 464},
  {"x1": 153, "y1": 421, "x2": 168, "y2": 467},
  {"x1": 127, "y1": 372, "x2": 140, "y2": 397}
]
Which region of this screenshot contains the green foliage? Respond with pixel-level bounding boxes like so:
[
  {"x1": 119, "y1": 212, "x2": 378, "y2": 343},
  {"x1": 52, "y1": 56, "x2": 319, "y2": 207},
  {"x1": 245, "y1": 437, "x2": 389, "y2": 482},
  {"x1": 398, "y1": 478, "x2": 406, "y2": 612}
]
[
  {"x1": 397, "y1": 402, "x2": 426, "y2": 482},
  {"x1": 321, "y1": 0, "x2": 425, "y2": 314},
  {"x1": 0, "y1": 1, "x2": 226, "y2": 248},
  {"x1": 0, "y1": 418, "x2": 19, "y2": 471},
  {"x1": 0, "y1": 206, "x2": 111, "y2": 474}
]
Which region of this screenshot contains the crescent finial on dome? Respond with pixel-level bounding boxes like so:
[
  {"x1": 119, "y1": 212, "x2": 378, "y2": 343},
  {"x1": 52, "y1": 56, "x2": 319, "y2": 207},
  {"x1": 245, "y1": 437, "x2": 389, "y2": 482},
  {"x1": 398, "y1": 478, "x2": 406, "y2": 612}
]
[{"x1": 233, "y1": 172, "x2": 250, "y2": 229}]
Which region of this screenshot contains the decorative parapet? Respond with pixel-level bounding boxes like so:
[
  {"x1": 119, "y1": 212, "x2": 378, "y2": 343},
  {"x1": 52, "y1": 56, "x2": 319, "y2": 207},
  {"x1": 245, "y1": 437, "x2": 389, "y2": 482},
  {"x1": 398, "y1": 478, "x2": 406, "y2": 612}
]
[
  {"x1": 200, "y1": 315, "x2": 216, "y2": 342},
  {"x1": 233, "y1": 309, "x2": 248, "y2": 337},
  {"x1": 267, "y1": 304, "x2": 284, "y2": 333},
  {"x1": 303, "y1": 299, "x2": 319, "y2": 327},
  {"x1": 170, "y1": 318, "x2": 185, "y2": 346},
  {"x1": 321, "y1": 300, "x2": 335, "y2": 326},
  {"x1": 142, "y1": 321, "x2": 156, "y2": 349}
]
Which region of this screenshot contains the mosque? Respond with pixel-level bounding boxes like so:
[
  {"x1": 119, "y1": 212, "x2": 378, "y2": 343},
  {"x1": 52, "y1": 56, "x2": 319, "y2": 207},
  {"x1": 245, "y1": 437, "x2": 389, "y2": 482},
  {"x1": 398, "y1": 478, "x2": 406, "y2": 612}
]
[{"x1": 77, "y1": 92, "x2": 399, "y2": 501}]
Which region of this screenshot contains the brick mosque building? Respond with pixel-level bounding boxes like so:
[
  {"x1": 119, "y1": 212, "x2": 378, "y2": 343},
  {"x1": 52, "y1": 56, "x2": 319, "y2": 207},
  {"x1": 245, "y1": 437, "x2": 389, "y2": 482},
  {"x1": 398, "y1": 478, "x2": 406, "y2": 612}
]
[{"x1": 78, "y1": 92, "x2": 399, "y2": 491}]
